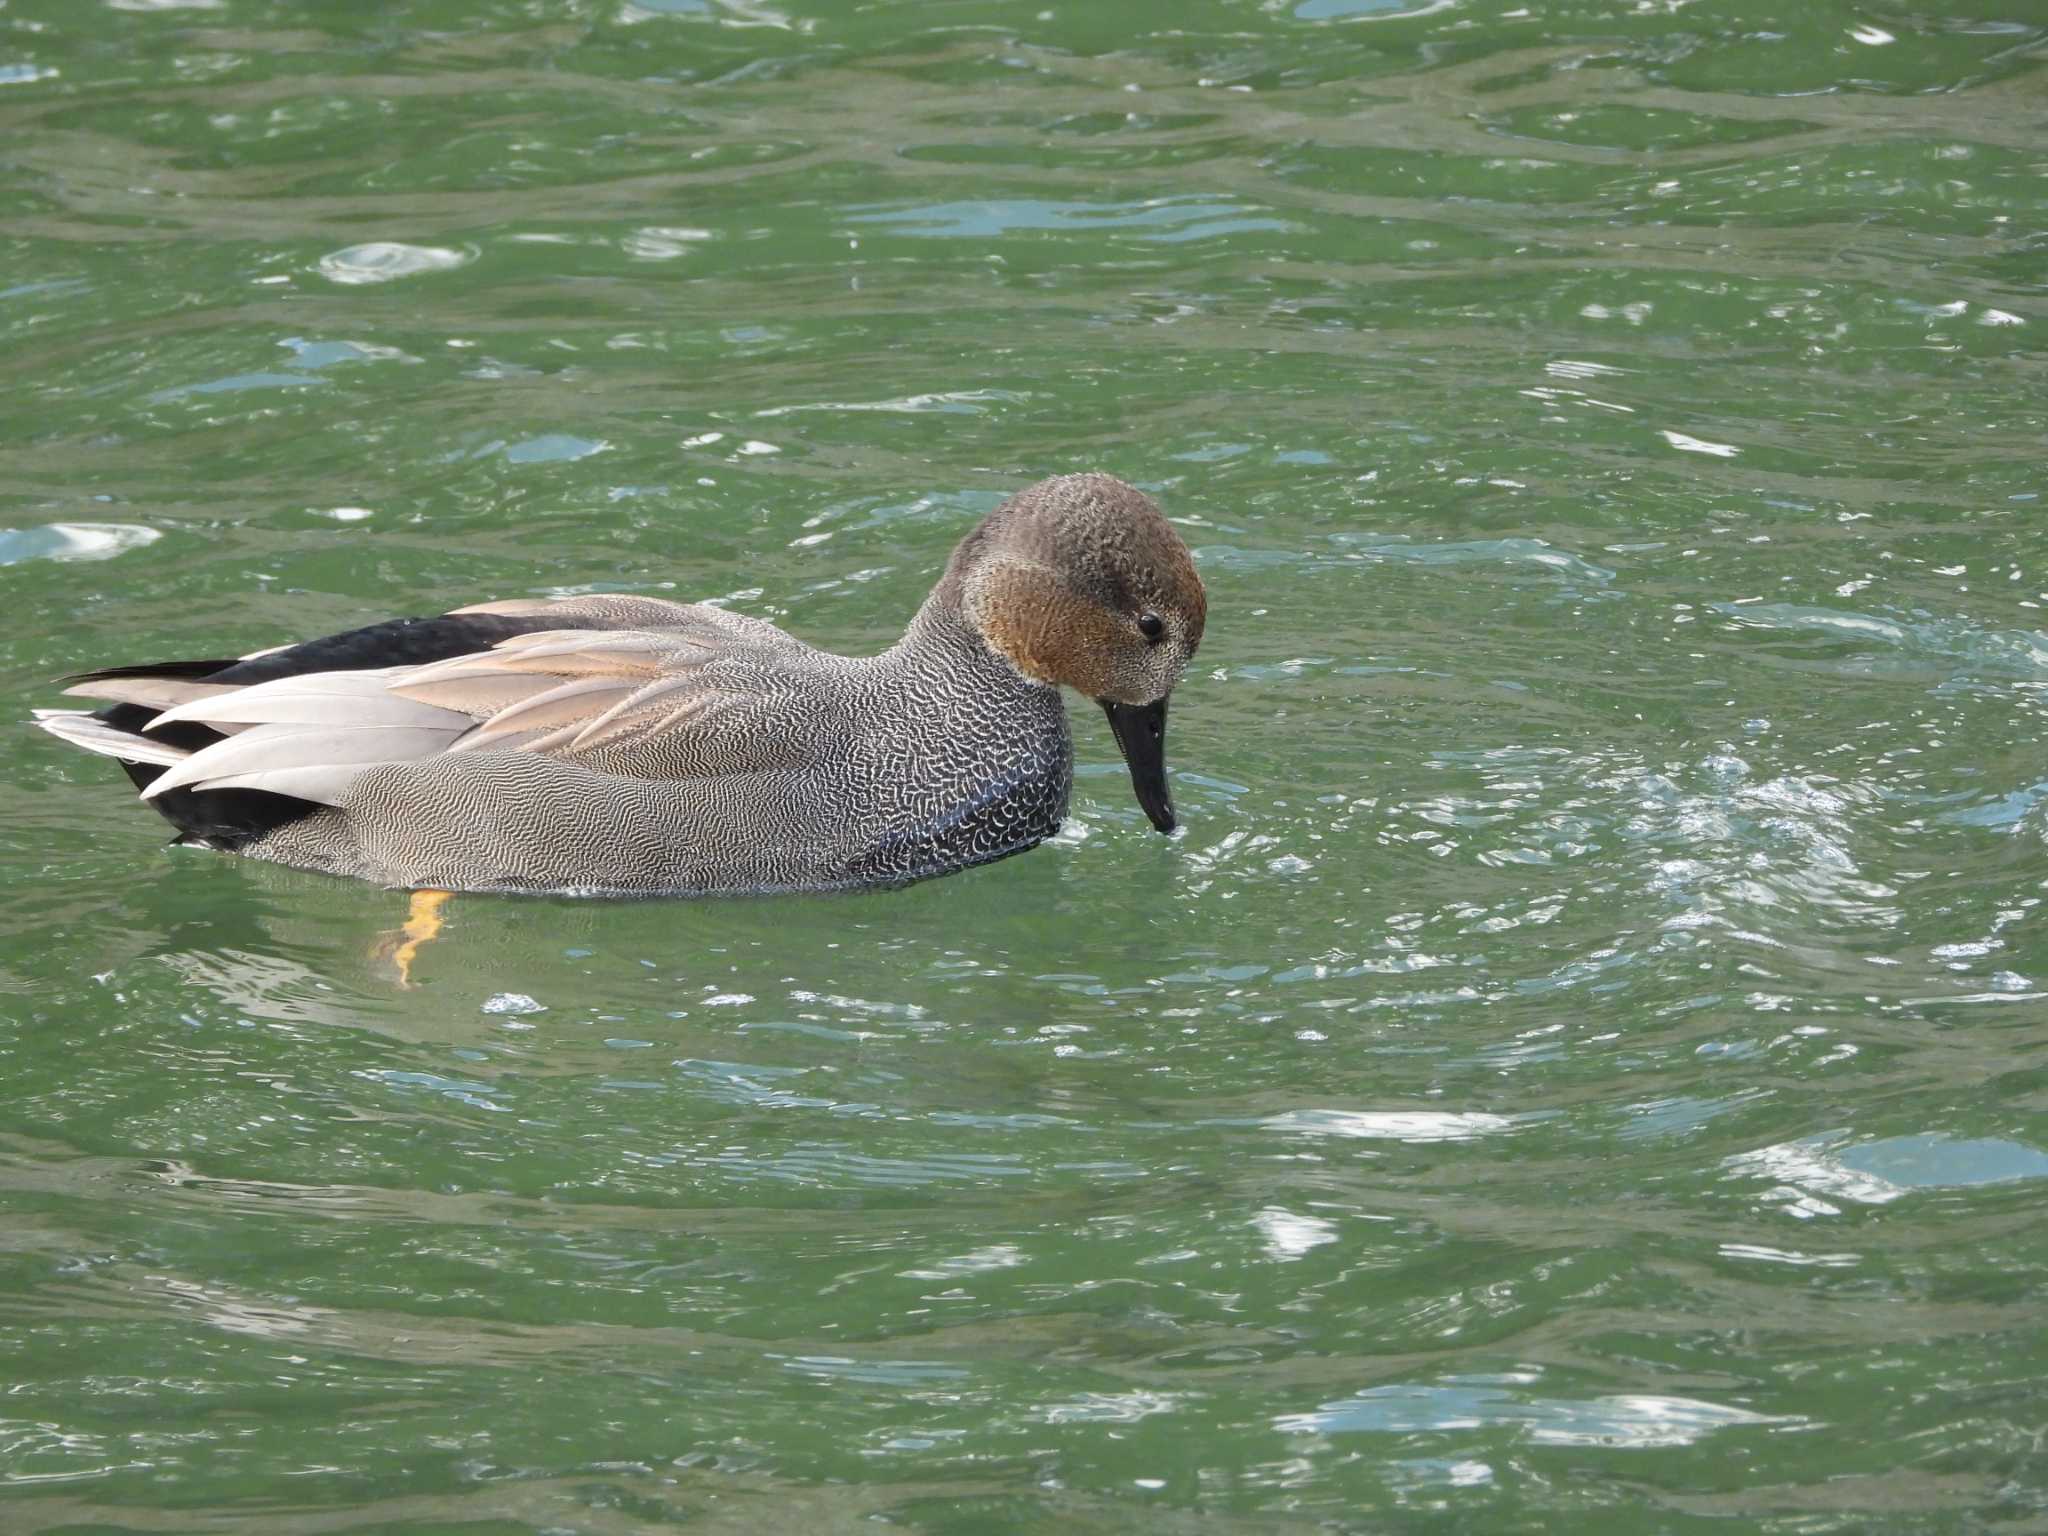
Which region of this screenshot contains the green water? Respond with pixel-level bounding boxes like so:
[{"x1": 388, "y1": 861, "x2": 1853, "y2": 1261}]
[{"x1": 3, "y1": 0, "x2": 2047, "y2": 1529}]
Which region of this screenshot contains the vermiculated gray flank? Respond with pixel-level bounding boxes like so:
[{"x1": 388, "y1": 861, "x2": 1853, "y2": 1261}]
[{"x1": 36, "y1": 473, "x2": 1208, "y2": 895}]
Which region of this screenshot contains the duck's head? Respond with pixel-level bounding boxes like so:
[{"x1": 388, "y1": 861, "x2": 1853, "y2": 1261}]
[{"x1": 949, "y1": 473, "x2": 1207, "y2": 833}]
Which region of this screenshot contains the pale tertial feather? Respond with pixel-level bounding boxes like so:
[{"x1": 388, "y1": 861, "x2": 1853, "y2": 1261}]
[
  {"x1": 149, "y1": 690, "x2": 461, "y2": 733},
  {"x1": 567, "y1": 678, "x2": 724, "y2": 751},
  {"x1": 148, "y1": 669, "x2": 459, "y2": 733},
  {"x1": 462, "y1": 676, "x2": 639, "y2": 742},
  {"x1": 560, "y1": 700, "x2": 701, "y2": 756},
  {"x1": 448, "y1": 726, "x2": 547, "y2": 754},
  {"x1": 400, "y1": 637, "x2": 662, "y2": 683},
  {"x1": 154, "y1": 763, "x2": 392, "y2": 805},
  {"x1": 572, "y1": 694, "x2": 732, "y2": 754},
  {"x1": 516, "y1": 721, "x2": 597, "y2": 755},
  {"x1": 479, "y1": 632, "x2": 677, "y2": 672},
  {"x1": 448, "y1": 598, "x2": 560, "y2": 617},
  {"x1": 60, "y1": 678, "x2": 235, "y2": 712},
  {"x1": 34, "y1": 710, "x2": 192, "y2": 767},
  {"x1": 471, "y1": 629, "x2": 583, "y2": 653},
  {"x1": 388, "y1": 672, "x2": 550, "y2": 718},
  {"x1": 142, "y1": 723, "x2": 465, "y2": 801}
]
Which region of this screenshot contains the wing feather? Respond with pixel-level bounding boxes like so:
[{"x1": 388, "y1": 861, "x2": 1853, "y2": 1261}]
[
  {"x1": 568, "y1": 685, "x2": 729, "y2": 753},
  {"x1": 397, "y1": 630, "x2": 682, "y2": 682},
  {"x1": 455, "y1": 676, "x2": 641, "y2": 745},
  {"x1": 34, "y1": 709, "x2": 194, "y2": 767},
  {"x1": 61, "y1": 678, "x2": 236, "y2": 712},
  {"x1": 142, "y1": 723, "x2": 467, "y2": 802},
  {"x1": 149, "y1": 669, "x2": 460, "y2": 732},
  {"x1": 117, "y1": 609, "x2": 838, "y2": 806},
  {"x1": 449, "y1": 592, "x2": 811, "y2": 643},
  {"x1": 387, "y1": 672, "x2": 552, "y2": 717}
]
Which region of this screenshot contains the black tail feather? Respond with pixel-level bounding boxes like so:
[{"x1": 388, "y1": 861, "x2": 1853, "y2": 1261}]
[{"x1": 62, "y1": 658, "x2": 239, "y2": 689}]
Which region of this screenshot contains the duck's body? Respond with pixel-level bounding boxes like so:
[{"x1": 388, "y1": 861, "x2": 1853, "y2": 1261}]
[
  {"x1": 208, "y1": 594, "x2": 1073, "y2": 895},
  {"x1": 35, "y1": 474, "x2": 1204, "y2": 896}
]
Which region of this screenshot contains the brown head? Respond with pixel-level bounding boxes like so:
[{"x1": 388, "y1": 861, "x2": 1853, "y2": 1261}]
[{"x1": 945, "y1": 473, "x2": 1207, "y2": 832}]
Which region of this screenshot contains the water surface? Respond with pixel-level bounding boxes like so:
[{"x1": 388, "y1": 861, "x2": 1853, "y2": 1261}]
[{"x1": 3, "y1": 0, "x2": 2046, "y2": 1529}]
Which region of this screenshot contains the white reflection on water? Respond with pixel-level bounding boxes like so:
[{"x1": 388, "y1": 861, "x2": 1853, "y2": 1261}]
[
  {"x1": 1719, "y1": 1243, "x2": 1861, "y2": 1268},
  {"x1": 1709, "y1": 601, "x2": 2048, "y2": 677},
  {"x1": 846, "y1": 195, "x2": 1293, "y2": 243},
  {"x1": 898, "y1": 1244, "x2": 1026, "y2": 1280},
  {"x1": 1277, "y1": 1375, "x2": 1792, "y2": 1446},
  {"x1": 1265, "y1": 1108, "x2": 1514, "y2": 1142},
  {"x1": 622, "y1": 225, "x2": 713, "y2": 260},
  {"x1": 1254, "y1": 1206, "x2": 1339, "y2": 1261},
  {"x1": 1036, "y1": 1390, "x2": 1186, "y2": 1425},
  {"x1": 316, "y1": 242, "x2": 472, "y2": 285},
  {"x1": 1659, "y1": 428, "x2": 1741, "y2": 458},
  {"x1": 0, "y1": 522, "x2": 160, "y2": 565},
  {"x1": 1727, "y1": 1131, "x2": 2048, "y2": 1217},
  {"x1": 1326, "y1": 533, "x2": 1615, "y2": 586},
  {"x1": 151, "y1": 1275, "x2": 331, "y2": 1341}
]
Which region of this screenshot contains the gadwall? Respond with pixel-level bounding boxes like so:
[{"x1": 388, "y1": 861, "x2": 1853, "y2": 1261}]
[{"x1": 35, "y1": 473, "x2": 1208, "y2": 896}]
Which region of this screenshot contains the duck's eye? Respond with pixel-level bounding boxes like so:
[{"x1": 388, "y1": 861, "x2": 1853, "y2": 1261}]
[{"x1": 1137, "y1": 612, "x2": 1166, "y2": 643}]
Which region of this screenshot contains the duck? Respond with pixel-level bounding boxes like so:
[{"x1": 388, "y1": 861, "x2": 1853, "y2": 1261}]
[{"x1": 35, "y1": 473, "x2": 1208, "y2": 898}]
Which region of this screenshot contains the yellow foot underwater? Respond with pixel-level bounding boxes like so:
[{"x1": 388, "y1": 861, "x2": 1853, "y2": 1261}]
[{"x1": 374, "y1": 889, "x2": 452, "y2": 988}]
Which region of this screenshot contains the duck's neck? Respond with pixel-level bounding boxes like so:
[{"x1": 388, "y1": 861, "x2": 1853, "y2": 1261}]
[{"x1": 892, "y1": 588, "x2": 1046, "y2": 690}]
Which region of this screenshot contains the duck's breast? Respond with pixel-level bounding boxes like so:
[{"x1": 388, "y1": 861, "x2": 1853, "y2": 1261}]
[{"x1": 837, "y1": 656, "x2": 1073, "y2": 887}]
